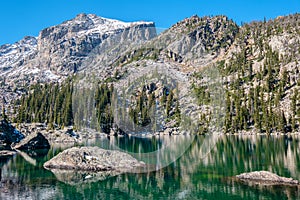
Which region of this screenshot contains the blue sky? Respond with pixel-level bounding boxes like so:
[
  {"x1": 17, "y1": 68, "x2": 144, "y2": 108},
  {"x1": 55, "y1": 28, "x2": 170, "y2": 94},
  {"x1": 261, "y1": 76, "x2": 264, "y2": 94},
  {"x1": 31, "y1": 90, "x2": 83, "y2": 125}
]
[{"x1": 0, "y1": 0, "x2": 299, "y2": 44}]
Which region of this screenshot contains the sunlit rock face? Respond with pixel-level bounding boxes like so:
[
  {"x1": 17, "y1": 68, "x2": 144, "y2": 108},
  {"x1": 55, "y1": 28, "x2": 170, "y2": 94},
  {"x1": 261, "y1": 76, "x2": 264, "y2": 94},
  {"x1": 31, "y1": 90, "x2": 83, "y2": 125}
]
[{"x1": 36, "y1": 13, "x2": 156, "y2": 74}]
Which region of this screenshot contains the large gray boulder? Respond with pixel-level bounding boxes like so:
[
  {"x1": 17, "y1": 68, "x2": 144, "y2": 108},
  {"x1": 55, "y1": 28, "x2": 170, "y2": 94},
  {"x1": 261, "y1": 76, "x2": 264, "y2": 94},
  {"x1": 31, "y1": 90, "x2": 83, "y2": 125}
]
[
  {"x1": 12, "y1": 132, "x2": 50, "y2": 150},
  {"x1": 236, "y1": 171, "x2": 299, "y2": 186},
  {"x1": 44, "y1": 146, "x2": 145, "y2": 173}
]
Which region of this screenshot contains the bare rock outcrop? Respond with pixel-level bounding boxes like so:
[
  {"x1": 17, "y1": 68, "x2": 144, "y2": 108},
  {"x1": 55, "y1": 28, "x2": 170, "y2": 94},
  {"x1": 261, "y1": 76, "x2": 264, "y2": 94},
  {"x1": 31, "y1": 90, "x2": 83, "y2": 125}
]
[{"x1": 12, "y1": 132, "x2": 50, "y2": 150}]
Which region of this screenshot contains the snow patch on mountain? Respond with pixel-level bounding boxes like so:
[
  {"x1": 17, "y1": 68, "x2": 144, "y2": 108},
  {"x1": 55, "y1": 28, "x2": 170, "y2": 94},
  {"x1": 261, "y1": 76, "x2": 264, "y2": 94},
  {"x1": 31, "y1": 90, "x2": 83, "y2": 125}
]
[
  {"x1": 0, "y1": 36, "x2": 37, "y2": 71},
  {"x1": 66, "y1": 14, "x2": 153, "y2": 38}
]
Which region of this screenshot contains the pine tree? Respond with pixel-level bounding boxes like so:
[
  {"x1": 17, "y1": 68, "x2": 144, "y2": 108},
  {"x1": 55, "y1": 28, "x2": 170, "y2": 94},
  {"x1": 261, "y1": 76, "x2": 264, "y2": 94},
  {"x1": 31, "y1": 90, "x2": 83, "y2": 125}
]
[
  {"x1": 291, "y1": 89, "x2": 298, "y2": 131},
  {"x1": 278, "y1": 111, "x2": 287, "y2": 133},
  {"x1": 224, "y1": 92, "x2": 231, "y2": 133},
  {"x1": 2, "y1": 105, "x2": 7, "y2": 122},
  {"x1": 166, "y1": 90, "x2": 174, "y2": 117}
]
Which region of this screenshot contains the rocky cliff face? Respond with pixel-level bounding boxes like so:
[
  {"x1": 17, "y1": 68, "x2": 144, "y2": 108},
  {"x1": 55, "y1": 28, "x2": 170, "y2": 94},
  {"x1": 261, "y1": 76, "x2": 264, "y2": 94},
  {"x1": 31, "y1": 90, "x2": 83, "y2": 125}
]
[
  {"x1": 36, "y1": 13, "x2": 156, "y2": 73},
  {"x1": 161, "y1": 15, "x2": 238, "y2": 65},
  {"x1": 110, "y1": 15, "x2": 238, "y2": 73},
  {"x1": 0, "y1": 36, "x2": 37, "y2": 73}
]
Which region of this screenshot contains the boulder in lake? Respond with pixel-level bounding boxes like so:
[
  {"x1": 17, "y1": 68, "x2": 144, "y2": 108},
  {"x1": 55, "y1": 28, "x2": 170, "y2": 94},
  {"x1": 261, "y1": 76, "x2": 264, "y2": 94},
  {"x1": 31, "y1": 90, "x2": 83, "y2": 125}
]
[
  {"x1": 43, "y1": 146, "x2": 145, "y2": 173},
  {"x1": 236, "y1": 171, "x2": 299, "y2": 186},
  {"x1": 0, "y1": 120, "x2": 24, "y2": 149},
  {"x1": 12, "y1": 132, "x2": 50, "y2": 150}
]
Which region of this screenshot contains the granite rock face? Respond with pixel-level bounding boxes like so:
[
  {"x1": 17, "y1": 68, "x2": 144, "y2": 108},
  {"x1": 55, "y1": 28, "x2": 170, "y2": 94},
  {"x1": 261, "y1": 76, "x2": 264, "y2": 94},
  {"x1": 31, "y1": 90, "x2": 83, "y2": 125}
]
[
  {"x1": 44, "y1": 146, "x2": 145, "y2": 172},
  {"x1": 37, "y1": 13, "x2": 156, "y2": 74}
]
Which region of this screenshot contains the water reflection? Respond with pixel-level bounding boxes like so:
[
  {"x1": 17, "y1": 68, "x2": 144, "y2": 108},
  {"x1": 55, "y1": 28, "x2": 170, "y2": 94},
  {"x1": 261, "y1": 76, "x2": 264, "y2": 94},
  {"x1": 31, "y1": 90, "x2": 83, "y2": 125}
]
[{"x1": 1, "y1": 135, "x2": 300, "y2": 199}]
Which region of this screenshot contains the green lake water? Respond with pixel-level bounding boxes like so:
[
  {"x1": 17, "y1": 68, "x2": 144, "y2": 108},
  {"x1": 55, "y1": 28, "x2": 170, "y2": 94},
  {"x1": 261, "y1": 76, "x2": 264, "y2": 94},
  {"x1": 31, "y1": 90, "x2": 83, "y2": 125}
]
[{"x1": 1, "y1": 135, "x2": 300, "y2": 200}]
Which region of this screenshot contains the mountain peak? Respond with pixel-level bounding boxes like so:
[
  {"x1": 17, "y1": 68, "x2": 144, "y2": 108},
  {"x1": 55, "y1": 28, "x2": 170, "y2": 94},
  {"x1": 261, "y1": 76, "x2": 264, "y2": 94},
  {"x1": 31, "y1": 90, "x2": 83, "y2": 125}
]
[
  {"x1": 74, "y1": 13, "x2": 90, "y2": 20},
  {"x1": 51, "y1": 13, "x2": 155, "y2": 39}
]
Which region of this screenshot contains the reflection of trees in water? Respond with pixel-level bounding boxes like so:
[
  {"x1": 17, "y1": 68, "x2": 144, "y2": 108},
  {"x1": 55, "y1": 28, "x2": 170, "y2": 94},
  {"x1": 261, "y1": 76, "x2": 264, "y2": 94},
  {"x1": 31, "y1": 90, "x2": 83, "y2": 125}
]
[
  {"x1": 107, "y1": 135, "x2": 163, "y2": 153},
  {"x1": 51, "y1": 135, "x2": 300, "y2": 199},
  {"x1": 2, "y1": 135, "x2": 300, "y2": 199},
  {"x1": 199, "y1": 135, "x2": 300, "y2": 180},
  {"x1": 100, "y1": 135, "x2": 300, "y2": 199}
]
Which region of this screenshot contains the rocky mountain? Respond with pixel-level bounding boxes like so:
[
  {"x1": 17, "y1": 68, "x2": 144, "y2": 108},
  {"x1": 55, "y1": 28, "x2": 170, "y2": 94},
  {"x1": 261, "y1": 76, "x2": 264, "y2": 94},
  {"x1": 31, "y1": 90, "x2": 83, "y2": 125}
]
[
  {"x1": 114, "y1": 13, "x2": 300, "y2": 134},
  {"x1": 37, "y1": 13, "x2": 156, "y2": 74},
  {"x1": 0, "y1": 14, "x2": 155, "y2": 83},
  {"x1": 0, "y1": 13, "x2": 156, "y2": 111},
  {"x1": 219, "y1": 14, "x2": 300, "y2": 133},
  {"x1": 1, "y1": 13, "x2": 300, "y2": 134}
]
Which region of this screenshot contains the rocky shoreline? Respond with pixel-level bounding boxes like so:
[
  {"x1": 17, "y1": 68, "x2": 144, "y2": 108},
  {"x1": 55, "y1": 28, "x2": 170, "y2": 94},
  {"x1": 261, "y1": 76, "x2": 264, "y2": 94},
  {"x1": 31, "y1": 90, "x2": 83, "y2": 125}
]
[
  {"x1": 2, "y1": 120, "x2": 300, "y2": 160},
  {"x1": 2, "y1": 121, "x2": 299, "y2": 154},
  {"x1": 13, "y1": 123, "x2": 104, "y2": 144}
]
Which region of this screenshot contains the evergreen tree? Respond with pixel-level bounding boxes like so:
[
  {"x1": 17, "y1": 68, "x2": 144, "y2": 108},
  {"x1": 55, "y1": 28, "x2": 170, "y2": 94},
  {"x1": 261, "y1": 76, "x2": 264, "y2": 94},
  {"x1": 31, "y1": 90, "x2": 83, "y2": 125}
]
[
  {"x1": 291, "y1": 89, "x2": 298, "y2": 131},
  {"x1": 2, "y1": 105, "x2": 7, "y2": 122}
]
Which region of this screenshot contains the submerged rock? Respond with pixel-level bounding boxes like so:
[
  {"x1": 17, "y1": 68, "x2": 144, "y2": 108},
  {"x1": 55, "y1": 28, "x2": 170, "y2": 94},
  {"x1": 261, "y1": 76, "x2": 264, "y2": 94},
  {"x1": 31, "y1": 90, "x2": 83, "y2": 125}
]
[
  {"x1": 236, "y1": 171, "x2": 299, "y2": 186},
  {"x1": 44, "y1": 146, "x2": 145, "y2": 173},
  {"x1": 12, "y1": 132, "x2": 50, "y2": 150}
]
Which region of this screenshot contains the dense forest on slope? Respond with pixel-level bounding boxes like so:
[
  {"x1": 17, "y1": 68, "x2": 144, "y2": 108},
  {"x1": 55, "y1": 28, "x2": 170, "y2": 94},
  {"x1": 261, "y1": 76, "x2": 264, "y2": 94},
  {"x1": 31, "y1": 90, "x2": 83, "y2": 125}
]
[
  {"x1": 13, "y1": 79, "x2": 180, "y2": 134},
  {"x1": 13, "y1": 79, "x2": 74, "y2": 128},
  {"x1": 13, "y1": 80, "x2": 114, "y2": 132},
  {"x1": 12, "y1": 80, "x2": 181, "y2": 134},
  {"x1": 192, "y1": 14, "x2": 300, "y2": 134}
]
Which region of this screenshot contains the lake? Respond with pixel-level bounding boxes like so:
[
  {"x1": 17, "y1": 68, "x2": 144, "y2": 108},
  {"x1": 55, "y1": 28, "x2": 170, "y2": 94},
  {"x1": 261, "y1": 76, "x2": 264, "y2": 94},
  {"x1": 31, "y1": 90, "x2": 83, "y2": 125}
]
[{"x1": 1, "y1": 134, "x2": 300, "y2": 200}]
